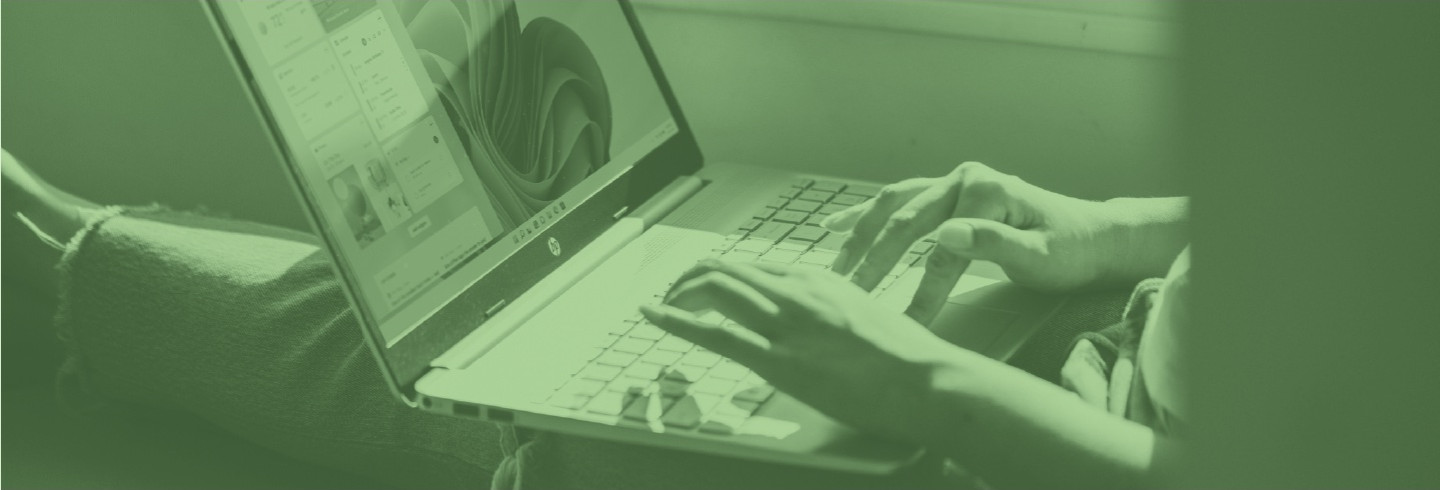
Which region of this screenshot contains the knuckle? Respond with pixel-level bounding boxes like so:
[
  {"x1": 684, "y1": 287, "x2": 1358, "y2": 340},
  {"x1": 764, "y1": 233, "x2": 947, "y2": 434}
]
[
  {"x1": 694, "y1": 271, "x2": 730, "y2": 290},
  {"x1": 885, "y1": 211, "x2": 920, "y2": 232},
  {"x1": 875, "y1": 185, "x2": 901, "y2": 202},
  {"x1": 954, "y1": 161, "x2": 988, "y2": 178},
  {"x1": 969, "y1": 225, "x2": 1002, "y2": 246},
  {"x1": 964, "y1": 175, "x2": 1010, "y2": 201}
]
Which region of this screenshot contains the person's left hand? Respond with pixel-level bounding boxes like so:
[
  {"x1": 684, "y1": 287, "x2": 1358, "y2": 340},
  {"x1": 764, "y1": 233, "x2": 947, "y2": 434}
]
[{"x1": 639, "y1": 259, "x2": 958, "y2": 443}]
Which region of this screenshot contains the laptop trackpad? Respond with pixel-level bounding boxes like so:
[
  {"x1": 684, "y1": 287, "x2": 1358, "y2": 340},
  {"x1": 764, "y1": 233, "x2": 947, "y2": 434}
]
[{"x1": 929, "y1": 302, "x2": 1018, "y2": 357}]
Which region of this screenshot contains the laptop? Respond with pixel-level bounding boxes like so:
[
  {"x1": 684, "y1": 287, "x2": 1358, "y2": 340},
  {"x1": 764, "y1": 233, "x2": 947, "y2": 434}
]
[{"x1": 203, "y1": 0, "x2": 1065, "y2": 474}]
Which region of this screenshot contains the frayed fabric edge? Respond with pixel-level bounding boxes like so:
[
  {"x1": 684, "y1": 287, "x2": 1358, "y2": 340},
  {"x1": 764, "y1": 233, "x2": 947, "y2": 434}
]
[{"x1": 52, "y1": 204, "x2": 164, "y2": 414}]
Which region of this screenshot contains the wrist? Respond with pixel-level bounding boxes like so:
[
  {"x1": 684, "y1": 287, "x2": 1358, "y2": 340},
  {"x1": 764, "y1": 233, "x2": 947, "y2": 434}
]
[
  {"x1": 1094, "y1": 197, "x2": 1189, "y2": 284},
  {"x1": 904, "y1": 345, "x2": 997, "y2": 451}
]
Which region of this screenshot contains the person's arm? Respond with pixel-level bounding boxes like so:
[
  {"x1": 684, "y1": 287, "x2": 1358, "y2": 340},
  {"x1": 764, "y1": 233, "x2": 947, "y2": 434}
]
[
  {"x1": 3, "y1": 149, "x2": 98, "y2": 243},
  {"x1": 821, "y1": 161, "x2": 1188, "y2": 324},
  {"x1": 643, "y1": 261, "x2": 1171, "y2": 488},
  {"x1": 915, "y1": 342, "x2": 1163, "y2": 488},
  {"x1": 1094, "y1": 196, "x2": 1189, "y2": 285}
]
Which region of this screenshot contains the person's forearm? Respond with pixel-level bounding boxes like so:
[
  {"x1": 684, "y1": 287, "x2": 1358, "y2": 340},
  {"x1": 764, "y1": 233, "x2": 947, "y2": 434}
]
[
  {"x1": 1099, "y1": 196, "x2": 1189, "y2": 283},
  {"x1": 910, "y1": 346, "x2": 1161, "y2": 487}
]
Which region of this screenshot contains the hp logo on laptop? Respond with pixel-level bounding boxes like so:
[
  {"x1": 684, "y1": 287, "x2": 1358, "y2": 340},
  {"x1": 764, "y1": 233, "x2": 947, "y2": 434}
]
[{"x1": 548, "y1": 237, "x2": 562, "y2": 257}]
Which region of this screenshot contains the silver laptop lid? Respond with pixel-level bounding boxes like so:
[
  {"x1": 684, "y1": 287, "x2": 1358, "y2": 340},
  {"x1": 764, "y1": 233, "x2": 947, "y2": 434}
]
[{"x1": 203, "y1": 0, "x2": 701, "y2": 398}]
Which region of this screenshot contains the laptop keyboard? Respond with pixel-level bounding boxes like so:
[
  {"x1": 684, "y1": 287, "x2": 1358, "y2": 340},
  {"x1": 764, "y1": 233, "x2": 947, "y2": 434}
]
[{"x1": 541, "y1": 178, "x2": 936, "y2": 435}]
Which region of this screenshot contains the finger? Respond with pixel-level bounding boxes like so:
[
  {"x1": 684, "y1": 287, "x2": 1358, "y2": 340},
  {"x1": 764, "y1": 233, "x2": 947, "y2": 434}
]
[
  {"x1": 738, "y1": 261, "x2": 796, "y2": 277},
  {"x1": 935, "y1": 218, "x2": 1044, "y2": 265},
  {"x1": 850, "y1": 184, "x2": 954, "y2": 291},
  {"x1": 904, "y1": 245, "x2": 971, "y2": 325},
  {"x1": 665, "y1": 259, "x2": 725, "y2": 302},
  {"x1": 832, "y1": 178, "x2": 935, "y2": 274},
  {"x1": 708, "y1": 261, "x2": 808, "y2": 312},
  {"x1": 665, "y1": 270, "x2": 785, "y2": 338},
  {"x1": 641, "y1": 304, "x2": 771, "y2": 369},
  {"x1": 818, "y1": 199, "x2": 871, "y2": 233}
]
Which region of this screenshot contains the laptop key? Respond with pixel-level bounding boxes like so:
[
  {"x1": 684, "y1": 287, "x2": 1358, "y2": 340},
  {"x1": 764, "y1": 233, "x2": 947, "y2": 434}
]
[
  {"x1": 595, "y1": 351, "x2": 639, "y2": 367},
  {"x1": 810, "y1": 180, "x2": 846, "y2": 193},
  {"x1": 627, "y1": 324, "x2": 666, "y2": 340},
  {"x1": 579, "y1": 364, "x2": 623, "y2": 382},
  {"x1": 586, "y1": 391, "x2": 629, "y2": 416},
  {"x1": 737, "y1": 219, "x2": 761, "y2": 232},
  {"x1": 559, "y1": 378, "x2": 607, "y2": 397},
  {"x1": 904, "y1": 251, "x2": 926, "y2": 266},
  {"x1": 791, "y1": 178, "x2": 815, "y2": 189},
  {"x1": 764, "y1": 197, "x2": 789, "y2": 209},
  {"x1": 549, "y1": 393, "x2": 591, "y2": 410},
  {"x1": 681, "y1": 350, "x2": 723, "y2": 368},
  {"x1": 779, "y1": 187, "x2": 800, "y2": 199},
  {"x1": 612, "y1": 337, "x2": 655, "y2": 355},
  {"x1": 796, "y1": 190, "x2": 834, "y2": 202},
  {"x1": 709, "y1": 361, "x2": 751, "y2": 381},
  {"x1": 720, "y1": 250, "x2": 761, "y2": 263},
  {"x1": 799, "y1": 250, "x2": 839, "y2": 266},
  {"x1": 642, "y1": 349, "x2": 684, "y2": 365},
  {"x1": 819, "y1": 203, "x2": 851, "y2": 215},
  {"x1": 831, "y1": 194, "x2": 867, "y2": 206},
  {"x1": 787, "y1": 225, "x2": 827, "y2": 242},
  {"x1": 732, "y1": 238, "x2": 773, "y2": 254},
  {"x1": 770, "y1": 210, "x2": 808, "y2": 224},
  {"x1": 750, "y1": 222, "x2": 794, "y2": 241},
  {"x1": 624, "y1": 362, "x2": 666, "y2": 380},
  {"x1": 814, "y1": 233, "x2": 847, "y2": 252},
  {"x1": 759, "y1": 249, "x2": 803, "y2": 264},
  {"x1": 654, "y1": 336, "x2": 693, "y2": 353},
  {"x1": 774, "y1": 239, "x2": 810, "y2": 252},
  {"x1": 845, "y1": 184, "x2": 881, "y2": 197},
  {"x1": 784, "y1": 200, "x2": 821, "y2": 214}
]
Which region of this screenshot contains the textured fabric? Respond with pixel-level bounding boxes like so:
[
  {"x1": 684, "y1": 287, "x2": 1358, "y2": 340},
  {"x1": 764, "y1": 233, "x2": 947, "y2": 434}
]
[
  {"x1": 1136, "y1": 246, "x2": 1191, "y2": 422},
  {"x1": 49, "y1": 208, "x2": 965, "y2": 488},
  {"x1": 1006, "y1": 288, "x2": 1131, "y2": 385},
  {"x1": 1054, "y1": 276, "x2": 1184, "y2": 435},
  {"x1": 53, "y1": 207, "x2": 502, "y2": 488}
]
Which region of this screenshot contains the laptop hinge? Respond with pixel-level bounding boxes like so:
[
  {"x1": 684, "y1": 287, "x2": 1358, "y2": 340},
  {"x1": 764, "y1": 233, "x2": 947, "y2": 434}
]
[
  {"x1": 427, "y1": 175, "x2": 706, "y2": 372},
  {"x1": 628, "y1": 175, "x2": 706, "y2": 226}
]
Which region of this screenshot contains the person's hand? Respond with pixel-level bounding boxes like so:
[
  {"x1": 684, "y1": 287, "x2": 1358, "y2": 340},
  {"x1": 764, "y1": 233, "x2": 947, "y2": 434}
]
[
  {"x1": 640, "y1": 260, "x2": 959, "y2": 444},
  {"x1": 822, "y1": 161, "x2": 1122, "y2": 324}
]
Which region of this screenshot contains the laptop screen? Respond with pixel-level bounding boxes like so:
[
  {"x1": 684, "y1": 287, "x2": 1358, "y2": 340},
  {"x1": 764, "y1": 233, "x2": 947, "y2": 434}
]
[{"x1": 215, "y1": 0, "x2": 678, "y2": 343}]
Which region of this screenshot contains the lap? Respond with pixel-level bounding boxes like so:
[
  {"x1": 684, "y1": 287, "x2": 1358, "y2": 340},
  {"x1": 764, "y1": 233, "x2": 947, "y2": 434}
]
[{"x1": 55, "y1": 209, "x2": 960, "y2": 489}]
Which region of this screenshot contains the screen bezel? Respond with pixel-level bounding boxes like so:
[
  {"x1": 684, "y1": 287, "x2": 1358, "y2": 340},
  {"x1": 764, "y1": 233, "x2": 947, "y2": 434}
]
[{"x1": 203, "y1": 0, "x2": 703, "y2": 398}]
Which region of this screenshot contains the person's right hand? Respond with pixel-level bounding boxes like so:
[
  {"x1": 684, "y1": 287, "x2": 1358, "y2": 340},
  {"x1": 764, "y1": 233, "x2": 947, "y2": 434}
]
[{"x1": 822, "y1": 161, "x2": 1122, "y2": 324}]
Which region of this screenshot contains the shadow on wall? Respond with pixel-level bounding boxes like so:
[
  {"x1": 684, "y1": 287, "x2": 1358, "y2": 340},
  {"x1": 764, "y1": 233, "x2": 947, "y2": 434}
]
[{"x1": 0, "y1": 1, "x2": 1181, "y2": 232}]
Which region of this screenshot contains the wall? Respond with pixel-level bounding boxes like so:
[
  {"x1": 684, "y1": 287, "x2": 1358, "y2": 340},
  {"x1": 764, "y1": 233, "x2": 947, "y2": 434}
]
[{"x1": 1, "y1": 1, "x2": 1180, "y2": 232}]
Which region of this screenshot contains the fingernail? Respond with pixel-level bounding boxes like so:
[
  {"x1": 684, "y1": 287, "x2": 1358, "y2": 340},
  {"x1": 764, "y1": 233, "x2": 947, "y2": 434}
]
[
  {"x1": 819, "y1": 214, "x2": 840, "y2": 230},
  {"x1": 639, "y1": 304, "x2": 664, "y2": 320},
  {"x1": 939, "y1": 223, "x2": 974, "y2": 250}
]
